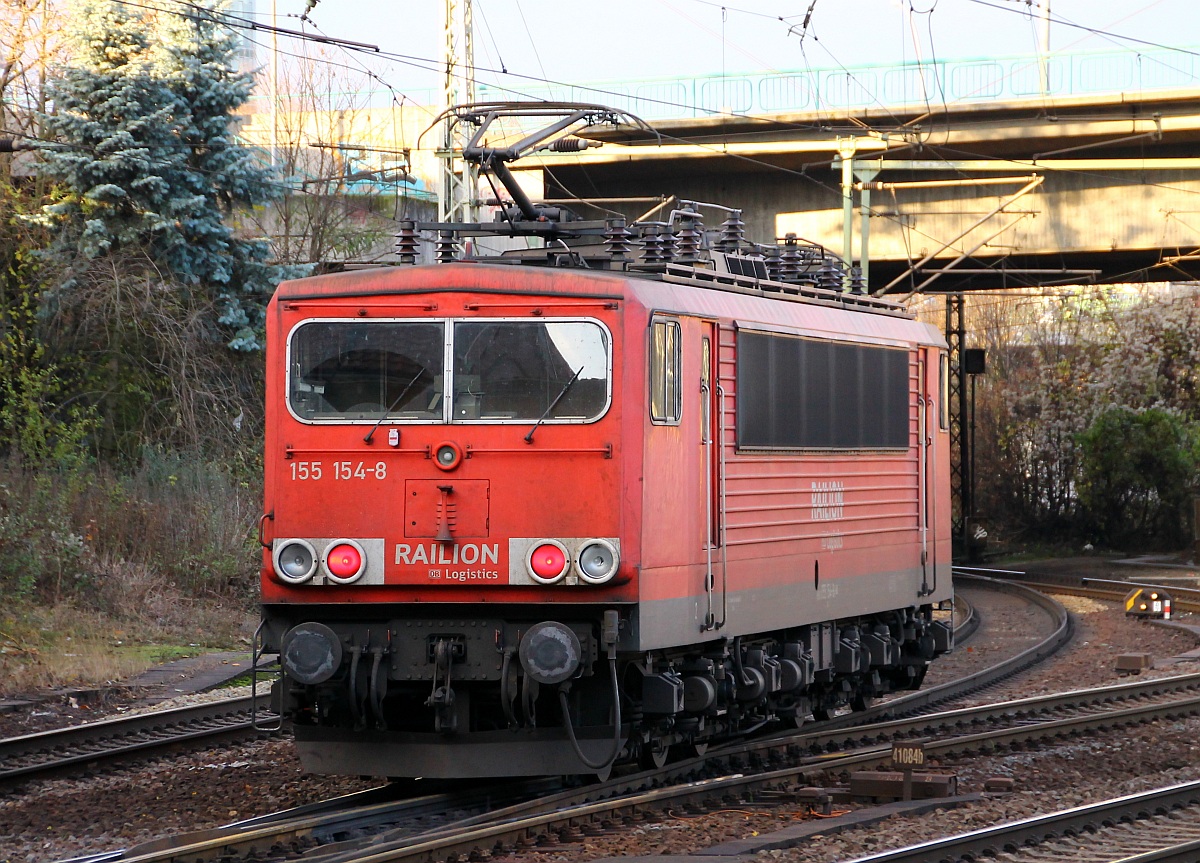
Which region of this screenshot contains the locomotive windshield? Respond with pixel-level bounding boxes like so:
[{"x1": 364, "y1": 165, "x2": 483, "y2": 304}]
[{"x1": 288, "y1": 318, "x2": 610, "y2": 423}]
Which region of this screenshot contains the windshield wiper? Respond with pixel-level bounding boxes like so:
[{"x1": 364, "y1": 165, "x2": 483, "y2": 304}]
[
  {"x1": 525, "y1": 366, "x2": 583, "y2": 444},
  {"x1": 364, "y1": 367, "x2": 427, "y2": 443}
]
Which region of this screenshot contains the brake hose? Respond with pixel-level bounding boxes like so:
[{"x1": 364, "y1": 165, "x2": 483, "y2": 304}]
[
  {"x1": 558, "y1": 655, "x2": 623, "y2": 771},
  {"x1": 500, "y1": 647, "x2": 518, "y2": 729}
]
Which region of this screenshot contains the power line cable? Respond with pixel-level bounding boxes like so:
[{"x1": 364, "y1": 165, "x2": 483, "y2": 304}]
[
  {"x1": 966, "y1": 0, "x2": 1200, "y2": 57},
  {"x1": 86, "y1": 0, "x2": 1200, "y2": 280}
]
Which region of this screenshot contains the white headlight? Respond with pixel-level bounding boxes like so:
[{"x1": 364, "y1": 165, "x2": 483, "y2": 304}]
[
  {"x1": 274, "y1": 539, "x2": 318, "y2": 584},
  {"x1": 576, "y1": 539, "x2": 619, "y2": 584}
]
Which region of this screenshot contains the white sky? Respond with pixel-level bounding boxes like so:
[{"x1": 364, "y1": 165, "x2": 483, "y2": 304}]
[{"x1": 251, "y1": 0, "x2": 1198, "y2": 103}]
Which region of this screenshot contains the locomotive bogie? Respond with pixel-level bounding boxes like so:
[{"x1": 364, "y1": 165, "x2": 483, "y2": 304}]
[{"x1": 267, "y1": 603, "x2": 949, "y2": 777}]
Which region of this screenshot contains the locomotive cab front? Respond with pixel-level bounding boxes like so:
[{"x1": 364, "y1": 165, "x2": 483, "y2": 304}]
[{"x1": 260, "y1": 266, "x2": 641, "y2": 777}]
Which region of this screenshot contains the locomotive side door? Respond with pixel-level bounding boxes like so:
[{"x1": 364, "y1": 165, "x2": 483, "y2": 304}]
[
  {"x1": 918, "y1": 350, "x2": 931, "y2": 593},
  {"x1": 701, "y1": 322, "x2": 725, "y2": 631},
  {"x1": 919, "y1": 345, "x2": 943, "y2": 597}
]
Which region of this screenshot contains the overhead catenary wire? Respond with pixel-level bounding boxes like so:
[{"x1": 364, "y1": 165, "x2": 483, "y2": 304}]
[
  {"x1": 127, "y1": 0, "x2": 905, "y2": 138},
  {"x1": 122, "y1": 0, "x2": 1200, "y2": 162},
  {"x1": 62, "y1": 0, "x2": 1200, "y2": 283}
]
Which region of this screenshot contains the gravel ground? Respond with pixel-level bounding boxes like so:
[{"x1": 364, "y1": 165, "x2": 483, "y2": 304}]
[
  {"x1": 0, "y1": 690, "x2": 151, "y2": 738},
  {"x1": 2, "y1": 736, "x2": 379, "y2": 862},
  {"x1": 4, "y1": 563, "x2": 1200, "y2": 863}
]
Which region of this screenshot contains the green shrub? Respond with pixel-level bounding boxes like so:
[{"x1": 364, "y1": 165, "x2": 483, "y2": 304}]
[
  {"x1": 0, "y1": 451, "x2": 262, "y2": 609},
  {"x1": 1076, "y1": 406, "x2": 1200, "y2": 550}
]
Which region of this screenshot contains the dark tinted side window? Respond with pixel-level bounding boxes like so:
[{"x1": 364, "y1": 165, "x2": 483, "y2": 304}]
[{"x1": 736, "y1": 330, "x2": 909, "y2": 449}]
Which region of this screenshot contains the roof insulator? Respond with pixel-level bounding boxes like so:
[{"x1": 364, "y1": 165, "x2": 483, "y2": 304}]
[
  {"x1": 763, "y1": 244, "x2": 782, "y2": 282},
  {"x1": 604, "y1": 217, "x2": 633, "y2": 264},
  {"x1": 849, "y1": 265, "x2": 866, "y2": 295},
  {"x1": 639, "y1": 222, "x2": 671, "y2": 265},
  {"x1": 675, "y1": 205, "x2": 703, "y2": 265},
  {"x1": 818, "y1": 258, "x2": 844, "y2": 292},
  {"x1": 780, "y1": 233, "x2": 802, "y2": 283},
  {"x1": 435, "y1": 230, "x2": 459, "y2": 264},
  {"x1": 395, "y1": 220, "x2": 419, "y2": 265},
  {"x1": 716, "y1": 210, "x2": 745, "y2": 253}
]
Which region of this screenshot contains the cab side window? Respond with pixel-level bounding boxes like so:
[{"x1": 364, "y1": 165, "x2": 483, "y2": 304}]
[{"x1": 650, "y1": 318, "x2": 681, "y2": 424}]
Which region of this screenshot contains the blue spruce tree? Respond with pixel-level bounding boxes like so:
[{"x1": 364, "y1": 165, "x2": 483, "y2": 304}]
[{"x1": 39, "y1": 0, "x2": 301, "y2": 350}]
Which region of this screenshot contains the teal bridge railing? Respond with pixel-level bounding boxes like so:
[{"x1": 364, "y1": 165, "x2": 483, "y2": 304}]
[{"x1": 474, "y1": 46, "x2": 1200, "y2": 121}]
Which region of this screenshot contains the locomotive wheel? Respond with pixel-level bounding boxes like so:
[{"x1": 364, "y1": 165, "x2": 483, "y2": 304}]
[{"x1": 640, "y1": 741, "x2": 669, "y2": 769}]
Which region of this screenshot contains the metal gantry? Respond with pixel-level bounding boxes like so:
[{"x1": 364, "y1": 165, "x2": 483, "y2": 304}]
[{"x1": 439, "y1": 0, "x2": 479, "y2": 223}]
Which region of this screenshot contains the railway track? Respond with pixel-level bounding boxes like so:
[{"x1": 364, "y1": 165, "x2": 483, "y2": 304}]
[
  {"x1": 844, "y1": 780, "x2": 1200, "y2": 862},
  {"x1": 98, "y1": 668, "x2": 1200, "y2": 863},
  {"x1": 10, "y1": 570, "x2": 1106, "y2": 863},
  {"x1": 956, "y1": 564, "x2": 1200, "y2": 613},
  {"x1": 0, "y1": 695, "x2": 273, "y2": 786}
]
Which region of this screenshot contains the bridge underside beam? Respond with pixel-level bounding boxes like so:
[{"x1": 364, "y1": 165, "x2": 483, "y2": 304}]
[{"x1": 537, "y1": 89, "x2": 1200, "y2": 292}]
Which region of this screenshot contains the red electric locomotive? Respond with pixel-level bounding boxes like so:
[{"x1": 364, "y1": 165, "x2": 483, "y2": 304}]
[{"x1": 259, "y1": 104, "x2": 953, "y2": 778}]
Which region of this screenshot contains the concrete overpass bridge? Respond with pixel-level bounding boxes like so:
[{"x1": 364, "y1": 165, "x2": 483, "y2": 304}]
[{"x1": 512, "y1": 46, "x2": 1200, "y2": 295}]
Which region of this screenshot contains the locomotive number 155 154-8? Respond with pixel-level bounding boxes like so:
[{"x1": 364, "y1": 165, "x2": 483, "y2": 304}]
[{"x1": 288, "y1": 460, "x2": 388, "y2": 481}]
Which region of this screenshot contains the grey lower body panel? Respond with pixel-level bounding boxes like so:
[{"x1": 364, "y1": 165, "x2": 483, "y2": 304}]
[
  {"x1": 292, "y1": 725, "x2": 627, "y2": 778},
  {"x1": 630, "y1": 562, "x2": 952, "y2": 651}
]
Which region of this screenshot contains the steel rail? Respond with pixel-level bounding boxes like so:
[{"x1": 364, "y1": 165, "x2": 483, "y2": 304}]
[
  {"x1": 839, "y1": 780, "x2": 1200, "y2": 863},
  {"x1": 1116, "y1": 838, "x2": 1200, "y2": 863},
  {"x1": 0, "y1": 567, "x2": 987, "y2": 791},
  {"x1": 28, "y1": 566, "x2": 1060, "y2": 863},
  {"x1": 955, "y1": 564, "x2": 1200, "y2": 614},
  {"x1": 0, "y1": 591, "x2": 978, "y2": 793},
  {"x1": 79, "y1": 566, "x2": 1128, "y2": 863},
  {"x1": 950, "y1": 590, "x2": 978, "y2": 645},
  {"x1": 116, "y1": 781, "x2": 563, "y2": 863},
  {"x1": 0, "y1": 695, "x2": 272, "y2": 785},
  {"x1": 71, "y1": 569, "x2": 1052, "y2": 862},
  {"x1": 745, "y1": 670, "x2": 1200, "y2": 763},
  {"x1": 1037, "y1": 581, "x2": 1200, "y2": 614}
]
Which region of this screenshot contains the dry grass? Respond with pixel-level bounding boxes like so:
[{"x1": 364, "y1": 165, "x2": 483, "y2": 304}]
[
  {"x1": 0, "y1": 622, "x2": 161, "y2": 694},
  {"x1": 0, "y1": 599, "x2": 254, "y2": 696}
]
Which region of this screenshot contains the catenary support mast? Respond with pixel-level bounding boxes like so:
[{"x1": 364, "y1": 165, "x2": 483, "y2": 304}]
[{"x1": 440, "y1": 0, "x2": 479, "y2": 223}]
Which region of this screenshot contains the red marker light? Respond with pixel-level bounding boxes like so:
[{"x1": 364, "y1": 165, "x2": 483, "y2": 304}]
[
  {"x1": 529, "y1": 542, "x2": 568, "y2": 581},
  {"x1": 326, "y1": 543, "x2": 363, "y2": 581}
]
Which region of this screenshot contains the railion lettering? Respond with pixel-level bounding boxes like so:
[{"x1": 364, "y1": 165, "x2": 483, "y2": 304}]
[
  {"x1": 811, "y1": 480, "x2": 845, "y2": 521},
  {"x1": 395, "y1": 542, "x2": 500, "y2": 566}
]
